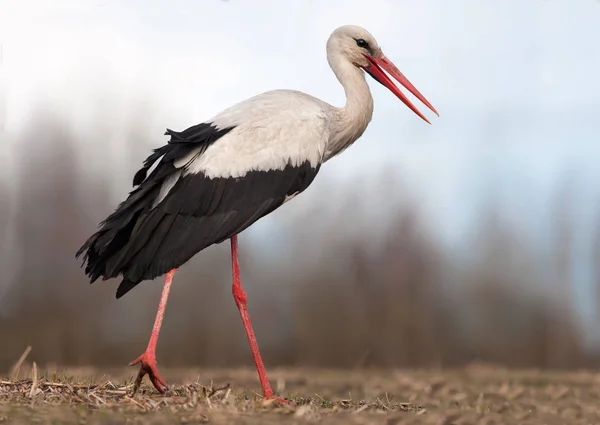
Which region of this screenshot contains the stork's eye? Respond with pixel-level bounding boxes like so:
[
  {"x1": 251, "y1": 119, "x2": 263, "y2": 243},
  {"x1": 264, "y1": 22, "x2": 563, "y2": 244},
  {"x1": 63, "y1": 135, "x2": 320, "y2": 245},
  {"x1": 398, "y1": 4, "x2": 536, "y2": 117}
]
[{"x1": 355, "y1": 39, "x2": 369, "y2": 49}]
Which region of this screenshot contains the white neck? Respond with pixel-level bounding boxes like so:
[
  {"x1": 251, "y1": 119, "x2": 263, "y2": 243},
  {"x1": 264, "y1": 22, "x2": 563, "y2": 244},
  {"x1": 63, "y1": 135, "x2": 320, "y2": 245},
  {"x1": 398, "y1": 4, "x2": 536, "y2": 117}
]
[{"x1": 324, "y1": 55, "x2": 374, "y2": 161}]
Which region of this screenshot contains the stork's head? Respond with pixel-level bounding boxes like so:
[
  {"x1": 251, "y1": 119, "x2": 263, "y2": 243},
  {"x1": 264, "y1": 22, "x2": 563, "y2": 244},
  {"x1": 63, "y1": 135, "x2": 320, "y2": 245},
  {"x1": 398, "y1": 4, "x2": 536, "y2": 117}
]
[{"x1": 327, "y1": 25, "x2": 438, "y2": 124}]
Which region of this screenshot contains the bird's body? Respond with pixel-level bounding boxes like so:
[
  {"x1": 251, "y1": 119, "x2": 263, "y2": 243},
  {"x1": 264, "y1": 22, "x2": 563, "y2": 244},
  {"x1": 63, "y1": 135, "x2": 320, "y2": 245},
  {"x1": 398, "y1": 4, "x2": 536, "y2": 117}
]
[
  {"x1": 78, "y1": 89, "x2": 333, "y2": 297},
  {"x1": 76, "y1": 25, "x2": 438, "y2": 399}
]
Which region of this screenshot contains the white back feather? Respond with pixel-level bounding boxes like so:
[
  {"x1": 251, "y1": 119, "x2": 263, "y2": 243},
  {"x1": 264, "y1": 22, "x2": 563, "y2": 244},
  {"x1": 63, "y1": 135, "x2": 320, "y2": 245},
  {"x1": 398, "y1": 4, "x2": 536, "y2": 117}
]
[{"x1": 176, "y1": 90, "x2": 331, "y2": 178}]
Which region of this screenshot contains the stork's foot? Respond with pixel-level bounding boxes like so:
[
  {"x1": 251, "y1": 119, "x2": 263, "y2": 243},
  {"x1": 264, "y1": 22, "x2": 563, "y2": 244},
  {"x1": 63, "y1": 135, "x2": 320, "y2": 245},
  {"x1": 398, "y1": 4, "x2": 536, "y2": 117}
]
[
  {"x1": 129, "y1": 351, "x2": 169, "y2": 394},
  {"x1": 262, "y1": 393, "x2": 288, "y2": 405}
]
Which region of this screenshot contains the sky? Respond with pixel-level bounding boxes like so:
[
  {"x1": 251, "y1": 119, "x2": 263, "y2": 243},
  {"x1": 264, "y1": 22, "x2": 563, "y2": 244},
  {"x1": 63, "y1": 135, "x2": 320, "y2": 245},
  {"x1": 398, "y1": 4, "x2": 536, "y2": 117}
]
[{"x1": 1, "y1": 0, "x2": 600, "y2": 342}]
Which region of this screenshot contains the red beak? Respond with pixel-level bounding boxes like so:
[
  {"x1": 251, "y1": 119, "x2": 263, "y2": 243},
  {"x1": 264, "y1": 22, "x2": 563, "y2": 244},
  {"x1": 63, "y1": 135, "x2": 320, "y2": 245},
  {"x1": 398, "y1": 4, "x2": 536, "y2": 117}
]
[{"x1": 363, "y1": 55, "x2": 439, "y2": 124}]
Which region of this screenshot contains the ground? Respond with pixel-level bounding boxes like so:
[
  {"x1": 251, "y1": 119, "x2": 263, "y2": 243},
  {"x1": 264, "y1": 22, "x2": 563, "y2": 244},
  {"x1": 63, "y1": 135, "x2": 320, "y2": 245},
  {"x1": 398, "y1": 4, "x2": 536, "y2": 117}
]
[{"x1": 1, "y1": 364, "x2": 599, "y2": 424}]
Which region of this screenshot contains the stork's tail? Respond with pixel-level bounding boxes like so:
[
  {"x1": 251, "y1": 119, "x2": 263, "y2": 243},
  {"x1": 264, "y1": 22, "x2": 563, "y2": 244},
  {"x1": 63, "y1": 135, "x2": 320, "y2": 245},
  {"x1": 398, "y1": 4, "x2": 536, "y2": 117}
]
[{"x1": 75, "y1": 207, "x2": 144, "y2": 294}]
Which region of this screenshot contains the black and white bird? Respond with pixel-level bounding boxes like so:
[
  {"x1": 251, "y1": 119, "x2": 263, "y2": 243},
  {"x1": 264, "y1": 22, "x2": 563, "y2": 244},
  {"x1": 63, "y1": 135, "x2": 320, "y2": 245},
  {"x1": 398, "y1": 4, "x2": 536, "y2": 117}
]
[{"x1": 76, "y1": 25, "x2": 438, "y2": 400}]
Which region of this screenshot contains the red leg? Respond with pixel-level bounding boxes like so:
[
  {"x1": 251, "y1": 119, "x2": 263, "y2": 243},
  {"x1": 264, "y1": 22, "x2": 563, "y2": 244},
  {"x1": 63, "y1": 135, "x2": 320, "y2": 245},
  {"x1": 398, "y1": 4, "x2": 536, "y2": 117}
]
[
  {"x1": 230, "y1": 236, "x2": 285, "y2": 402},
  {"x1": 130, "y1": 269, "x2": 176, "y2": 394}
]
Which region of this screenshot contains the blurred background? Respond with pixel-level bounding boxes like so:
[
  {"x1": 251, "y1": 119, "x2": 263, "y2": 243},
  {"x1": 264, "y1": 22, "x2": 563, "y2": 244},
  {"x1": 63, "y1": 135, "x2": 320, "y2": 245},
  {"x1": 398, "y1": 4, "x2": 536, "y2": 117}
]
[{"x1": 0, "y1": 0, "x2": 599, "y2": 372}]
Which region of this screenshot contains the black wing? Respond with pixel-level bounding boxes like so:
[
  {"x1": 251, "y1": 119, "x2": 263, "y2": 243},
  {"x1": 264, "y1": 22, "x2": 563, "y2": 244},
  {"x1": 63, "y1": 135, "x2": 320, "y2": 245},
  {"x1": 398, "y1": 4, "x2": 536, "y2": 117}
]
[{"x1": 76, "y1": 122, "x2": 320, "y2": 298}]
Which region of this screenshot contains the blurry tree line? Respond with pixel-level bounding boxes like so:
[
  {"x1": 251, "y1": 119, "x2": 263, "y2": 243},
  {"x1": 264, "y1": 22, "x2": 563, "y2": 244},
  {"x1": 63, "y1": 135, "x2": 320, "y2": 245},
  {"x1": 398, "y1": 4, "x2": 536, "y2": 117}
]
[{"x1": 0, "y1": 107, "x2": 599, "y2": 372}]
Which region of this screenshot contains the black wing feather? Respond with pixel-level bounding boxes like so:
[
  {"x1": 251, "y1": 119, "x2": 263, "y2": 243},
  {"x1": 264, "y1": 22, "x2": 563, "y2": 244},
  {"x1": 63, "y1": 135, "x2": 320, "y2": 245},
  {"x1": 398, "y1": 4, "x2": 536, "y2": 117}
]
[
  {"x1": 112, "y1": 161, "x2": 319, "y2": 297},
  {"x1": 76, "y1": 123, "x2": 234, "y2": 284},
  {"x1": 132, "y1": 123, "x2": 227, "y2": 186},
  {"x1": 76, "y1": 122, "x2": 321, "y2": 299}
]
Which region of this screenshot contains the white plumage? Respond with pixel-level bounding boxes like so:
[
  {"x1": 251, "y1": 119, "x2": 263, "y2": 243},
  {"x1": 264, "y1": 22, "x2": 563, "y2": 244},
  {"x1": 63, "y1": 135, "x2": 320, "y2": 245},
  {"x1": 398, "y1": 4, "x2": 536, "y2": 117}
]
[{"x1": 180, "y1": 91, "x2": 331, "y2": 178}]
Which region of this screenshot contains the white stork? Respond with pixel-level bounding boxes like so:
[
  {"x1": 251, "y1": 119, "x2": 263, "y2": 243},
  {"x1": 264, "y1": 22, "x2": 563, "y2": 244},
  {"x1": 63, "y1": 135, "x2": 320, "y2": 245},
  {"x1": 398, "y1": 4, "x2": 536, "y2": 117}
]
[{"x1": 76, "y1": 25, "x2": 438, "y2": 400}]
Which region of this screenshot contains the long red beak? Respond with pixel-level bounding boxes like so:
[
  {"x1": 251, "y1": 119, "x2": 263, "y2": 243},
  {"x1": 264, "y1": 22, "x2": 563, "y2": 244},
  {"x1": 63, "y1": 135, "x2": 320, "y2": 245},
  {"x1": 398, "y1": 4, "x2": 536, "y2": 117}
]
[{"x1": 363, "y1": 55, "x2": 439, "y2": 124}]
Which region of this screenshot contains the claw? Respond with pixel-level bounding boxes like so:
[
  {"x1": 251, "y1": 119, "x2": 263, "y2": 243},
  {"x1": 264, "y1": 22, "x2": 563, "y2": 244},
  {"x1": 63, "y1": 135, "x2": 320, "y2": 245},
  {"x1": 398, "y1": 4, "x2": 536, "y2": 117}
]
[{"x1": 129, "y1": 351, "x2": 169, "y2": 394}]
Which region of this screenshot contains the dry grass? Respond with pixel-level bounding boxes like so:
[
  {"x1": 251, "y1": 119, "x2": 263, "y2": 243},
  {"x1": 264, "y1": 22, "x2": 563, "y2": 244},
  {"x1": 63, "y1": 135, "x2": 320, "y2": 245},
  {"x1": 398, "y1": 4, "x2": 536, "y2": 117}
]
[{"x1": 1, "y1": 364, "x2": 600, "y2": 424}]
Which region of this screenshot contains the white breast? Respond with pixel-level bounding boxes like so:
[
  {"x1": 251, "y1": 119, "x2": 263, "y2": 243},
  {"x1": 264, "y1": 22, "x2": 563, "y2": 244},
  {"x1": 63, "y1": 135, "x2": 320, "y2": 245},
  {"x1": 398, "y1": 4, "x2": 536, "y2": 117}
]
[{"x1": 175, "y1": 90, "x2": 332, "y2": 179}]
